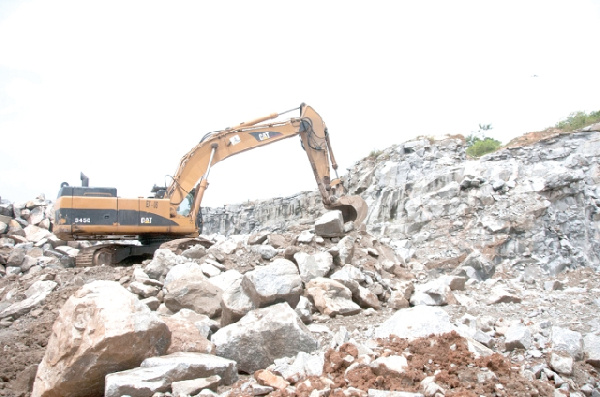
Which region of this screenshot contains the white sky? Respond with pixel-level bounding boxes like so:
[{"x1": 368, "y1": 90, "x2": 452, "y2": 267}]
[{"x1": 1, "y1": 0, "x2": 599, "y2": 206}]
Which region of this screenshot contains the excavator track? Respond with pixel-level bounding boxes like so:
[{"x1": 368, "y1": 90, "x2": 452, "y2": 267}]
[
  {"x1": 73, "y1": 238, "x2": 212, "y2": 267},
  {"x1": 75, "y1": 248, "x2": 95, "y2": 267},
  {"x1": 75, "y1": 244, "x2": 118, "y2": 267}
]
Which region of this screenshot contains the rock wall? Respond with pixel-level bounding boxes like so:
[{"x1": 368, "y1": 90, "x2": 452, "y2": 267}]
[
  {"x1": 201, "y1": 191, "x2": 327, "y2": 235},
  {"x1": 202, "y1": 127, "x2": 600, "y2": 275}
]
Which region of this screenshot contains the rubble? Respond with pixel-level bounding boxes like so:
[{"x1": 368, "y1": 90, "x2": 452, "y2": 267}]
[{"x1": 0, "y1": 129, "x2": 600, "y2": 396}]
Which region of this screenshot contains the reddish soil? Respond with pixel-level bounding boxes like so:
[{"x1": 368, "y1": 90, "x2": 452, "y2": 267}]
[
  {"x1": 225, "y1": 332, "x2": 556, "y2": 397},
  {"x1": 504, "y1": 128, "x2": 565, "y2": 148}
]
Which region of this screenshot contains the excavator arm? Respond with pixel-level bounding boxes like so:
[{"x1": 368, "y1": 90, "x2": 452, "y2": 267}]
[
  {"x1": 53, "y1": 103, "x2": 367, "y2": 266},
  {"x1": 164, "y1": 103, "x2": 367, "y2": 225}
]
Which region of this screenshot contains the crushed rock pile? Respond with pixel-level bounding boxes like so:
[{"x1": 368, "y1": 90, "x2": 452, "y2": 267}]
[{"x1": 0, "y1": 202, "x2": 599, "y2": 396}]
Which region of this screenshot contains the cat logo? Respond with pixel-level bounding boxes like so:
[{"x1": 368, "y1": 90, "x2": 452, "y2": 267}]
[
  {"x1": 141, "y1": 217, "x2": 152, "y2": 224},
  {"x1": 249, "y1": 131, "x2": 282, "y2": 142}
]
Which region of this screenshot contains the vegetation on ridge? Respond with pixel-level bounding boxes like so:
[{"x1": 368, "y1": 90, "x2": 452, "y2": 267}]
[
  {"x1": 554, "y1": 110, "x2": 600, "y2": 132},
  {"x1": 466, "y1": 123, "x2": 501, "y2": 158}
]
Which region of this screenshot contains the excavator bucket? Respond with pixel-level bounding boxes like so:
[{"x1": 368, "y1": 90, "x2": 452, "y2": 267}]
[{"x1": 327, "y1": 195, "x2": 368, "y2": 225}]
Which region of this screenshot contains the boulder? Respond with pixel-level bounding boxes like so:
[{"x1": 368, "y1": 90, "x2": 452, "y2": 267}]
[
  {"x1": 460, "y1": 250, "x2": 495, "y2": 281},
  {"x1": 163, "y1": 275, "x2": 223, "y2": 318},
  {"x1": 314, "y1": 210, "x2": 344, "y2": 237},
  {"x1": 504, "y1": 323, "x2": 532, "y2": 351},
  {"x1": 129, "y1": 281, "x2": 160, "y2": 298},
  {"x1": 207, "y1": 269, "x2": 243, "y2": 292},
  {"x1": 294, "y1": 251, "x2": 333, "y2": 283},
  {"x1": 251, "y1": 244, "x2": 278, "y2": 260},
  {"x1": 241, "y1": 259, "x2": 302, "y2": 308},
  {"x1": 551, "y1": 326, "x2": 584, "y2": 361},
  {"x1": 212, "y1": 302, "x2": 318, "y2": 373},
  {"x1": 145, "y1": 249, "x2": 186, "y2": 281},
  {"x1": 369, "y1": 355, "x2": 408, "y2": 376},
  {"x1": 180, "y1": 244, "x2": 207, "y2": 259},
  {"x1": 32, "y1": 281, "x2": 170, "y2": 397},
  {"x1": 305, "y1": 277, "x2": 361, "y2": 317},
  {"x1": 295, "y1": 296, "x2": 314, "y2": 323},
  {"x1": 161, "y1": 315, "x2": 215, "y2": 355},
  {"x1": 583, "y1": 333, "x2": 600, "y2": 367},
  {"x1": 335, "y1": 235, "x2": 356, "y2": 265},
  {"x1": 357, "y1": 285, "x2": 381, "y2": 309},
  {"x1": 0, "y1": 280, "x2": 57, "y2": 320},
  {"x1": 410, "y1": 279, "x2": 452, "y2": 306},
  {"x1": 105, "y1": 352, "x2": 237, "y2": 397},
  {"x1": 171, "y1": 308, "x2": 219, "y2": 338},
  {"x1": 374, "y1": 306, "x2": 455, "y2": 340},
  {"x1": 23, "y1": 225, "x2": 52, "y2": 243},
  {"x1": 487, "y1": 287, "x2": 522, "y2": 304},
  {"x1": 164, "y1": 262, "x2": 207, "y2": 286},
  {"x1": 220, "y1": 278, "x2": 255, "y2": 326}
]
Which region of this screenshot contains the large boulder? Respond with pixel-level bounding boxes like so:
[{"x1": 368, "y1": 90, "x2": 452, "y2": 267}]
[
  {"x1": 314, "y1": 210, "x2": 344, "y2": 237},
  {"x1": 212, "y1": 302, "x2": 318, "y2": 373},
  {"x1": 163, "y1": 275, "x2": 223, "y2": 318},
  {"x1": 161, "y1": 314, "x2": 215, "y2": 355},
  {"x1": 31, "y1": 281, "x2": 170, "y2": 397},
  {"x1": 144, "y1": 249, "x2": 187, "y2": 281},
  {"x1": 220, "y1": 278, "x2": 255, "y2": 326},
  {"x1": 294, "y1": 251, "x2": 333, "y2": 283},
  {"x1": 241, "y1": 259, "x2": 302, "y2": 308},
  {"x1": 551, "y1": 326, "x2": 584, "y2": 361}
]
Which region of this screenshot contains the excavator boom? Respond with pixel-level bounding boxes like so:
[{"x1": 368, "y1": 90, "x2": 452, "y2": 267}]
[{"x1": 53, "y1": 103, "x2": 367, "y2": 266}]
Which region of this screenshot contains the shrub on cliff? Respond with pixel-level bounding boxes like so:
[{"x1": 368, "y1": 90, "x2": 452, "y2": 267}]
[{"x1": 555, "y1": 110, "x2": 600, "y2": 131}]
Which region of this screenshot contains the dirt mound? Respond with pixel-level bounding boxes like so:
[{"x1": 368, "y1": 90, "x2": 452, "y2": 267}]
[{"x1": 504, "y1": 128, "x2": 564, "y2": 148}]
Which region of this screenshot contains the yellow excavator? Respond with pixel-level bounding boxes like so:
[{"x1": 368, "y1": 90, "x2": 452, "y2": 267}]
[{"x1": 53, "y1": 103, "x2": 368, "y2": 266}]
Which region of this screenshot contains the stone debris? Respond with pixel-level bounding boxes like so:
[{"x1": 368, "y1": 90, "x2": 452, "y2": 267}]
[{"x1": 1, "y1": 130, "x2": 600, "y2": 396}]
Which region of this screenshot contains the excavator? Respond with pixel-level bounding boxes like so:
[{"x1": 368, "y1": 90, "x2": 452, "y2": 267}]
[{"x1": 53, "y1": 103, "x2": 368, "y2": 266}]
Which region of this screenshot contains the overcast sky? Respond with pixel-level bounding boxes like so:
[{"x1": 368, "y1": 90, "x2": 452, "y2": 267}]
[{"x1": 1, "y1": 0, "x2": 599, "y2": 206}]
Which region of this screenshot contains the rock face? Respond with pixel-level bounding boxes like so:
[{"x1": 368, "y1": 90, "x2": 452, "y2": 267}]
[
  {"x1": 211, "y1": 303, "x2": 318, "y2": 373},
  {"x1": 31, "y1": 281, "x2": 171, "y2": 397},
  {"x1": 201, "y1": 131, "x2": 600, "y2": 276}
]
